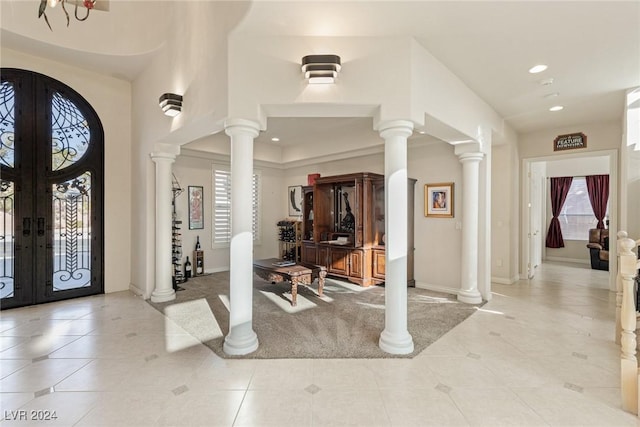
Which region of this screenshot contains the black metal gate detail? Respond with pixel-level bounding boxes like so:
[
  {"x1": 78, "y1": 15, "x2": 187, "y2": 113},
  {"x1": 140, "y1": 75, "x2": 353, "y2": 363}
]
[{"x1": 53, "y1": 173, "x2": 91, "y2": 291}]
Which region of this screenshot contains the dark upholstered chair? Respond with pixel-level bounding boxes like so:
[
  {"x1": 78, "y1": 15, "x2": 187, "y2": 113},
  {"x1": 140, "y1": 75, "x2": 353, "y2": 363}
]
[{"x1": 587, "y1": 228, "x2": 609, "y2": 271}]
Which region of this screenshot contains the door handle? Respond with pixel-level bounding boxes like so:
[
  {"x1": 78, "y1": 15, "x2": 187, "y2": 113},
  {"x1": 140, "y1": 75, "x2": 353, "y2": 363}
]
[
  {"x1": 37, "y1": 217, "x2": 45, "y2": 236},
  {"x1": 23, "y1": 217, "x2": 31, "y2": 236}
]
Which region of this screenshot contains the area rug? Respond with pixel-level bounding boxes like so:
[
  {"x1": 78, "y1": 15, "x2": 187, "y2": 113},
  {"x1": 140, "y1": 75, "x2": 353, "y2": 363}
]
[{"x1": 148, "y1": 271, "x2": 483, "y2": 359}]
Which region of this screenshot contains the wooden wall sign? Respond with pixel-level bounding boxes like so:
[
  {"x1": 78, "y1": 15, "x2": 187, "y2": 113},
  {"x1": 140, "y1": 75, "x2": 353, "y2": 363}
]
[{"x1": 554, "y1": 132, "x2": 587, "y2": 151}]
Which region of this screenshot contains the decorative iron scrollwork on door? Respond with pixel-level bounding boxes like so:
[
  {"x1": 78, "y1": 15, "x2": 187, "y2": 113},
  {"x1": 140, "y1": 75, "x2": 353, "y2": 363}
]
[{"x1": 52, "y1": 172, "x2": 91, "y2": 291}]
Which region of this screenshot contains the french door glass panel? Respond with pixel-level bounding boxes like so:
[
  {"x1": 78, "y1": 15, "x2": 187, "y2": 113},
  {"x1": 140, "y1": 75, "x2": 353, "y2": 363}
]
[{"x1": 0, "y1": 180, "x2": 15, "y2": 299}]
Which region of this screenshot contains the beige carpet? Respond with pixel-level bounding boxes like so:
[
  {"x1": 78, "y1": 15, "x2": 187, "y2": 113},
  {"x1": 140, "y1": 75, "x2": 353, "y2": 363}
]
[{"x1": 149, "y1": 271, "x2": 483, "y2": 359}]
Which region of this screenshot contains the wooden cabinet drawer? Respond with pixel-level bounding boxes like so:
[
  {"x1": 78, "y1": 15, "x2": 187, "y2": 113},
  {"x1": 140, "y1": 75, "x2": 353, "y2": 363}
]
[
  {"x1": 301, "y1": 242, "x2": 317, "y2": 264},
  {"x1": 372, "y1": 249, "x2": 385, "y2": 279},
  {"x1": 350, "y1": 249, "x2": 364, "y2": 278},
  {"x1": 317, "y1": 245, "x2": 330, "y2": 269},
  {"x1": 329, "y1": 247, "x2": 349, "y2": 275}
]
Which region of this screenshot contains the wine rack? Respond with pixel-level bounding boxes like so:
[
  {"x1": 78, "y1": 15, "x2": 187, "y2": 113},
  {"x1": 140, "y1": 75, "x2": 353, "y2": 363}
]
[
  {"x1": 171, "y1": 174, "x2": 185, "y2": 289},
  {"x1": 277, "y1": 220, "x2": 301, "y2": 262},
  {"x1": 172, "y1": 215, "x2": 184, "y2": 287},
  {"x1": 194, "y1": 250, "x2": 204, "y2": 276}
]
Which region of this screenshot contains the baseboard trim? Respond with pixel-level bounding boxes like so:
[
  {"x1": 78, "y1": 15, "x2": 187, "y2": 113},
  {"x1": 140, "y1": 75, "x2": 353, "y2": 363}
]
[
  {"x1": 544, "y1": 256, "x2": 590, "y2": 265},
  {"x1": 415, "y1": 281, "x2": 459, "y2": 296},
  {"x1": 491, "y1": 276, "x2": 519, "y2": 285},
  {"x1": 129, "y1": 283, "x2": 146, "y2": 299},
  {"x1": 205, "y1": 267, "x2": 229, "y2": 274}
]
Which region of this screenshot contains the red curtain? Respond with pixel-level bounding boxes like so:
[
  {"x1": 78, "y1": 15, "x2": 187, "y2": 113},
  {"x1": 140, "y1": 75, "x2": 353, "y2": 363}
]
[
  {"x1": 585, "y1": 174, "x2": 609, "y2": 229},
  {"x1": 545, "y1": 177, "x2": 573, "y2": 248}
]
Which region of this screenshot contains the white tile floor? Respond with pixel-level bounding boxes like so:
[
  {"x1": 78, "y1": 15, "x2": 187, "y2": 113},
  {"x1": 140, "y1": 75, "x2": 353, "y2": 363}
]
[{"x1": 1, "y1": 262, "x2": 639, "y2": 426}]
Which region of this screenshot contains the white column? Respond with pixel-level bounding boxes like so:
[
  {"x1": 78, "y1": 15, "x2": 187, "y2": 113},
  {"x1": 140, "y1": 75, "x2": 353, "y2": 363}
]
[
  {"x1": 378, "y1": 120, "x2": 414, "y2": 355},
  {"x1": 457, "y1": 151, "x2": 484, "y2": 304},
  {"x1": 150, "y1": 147, "x2": 179, "y2": 303},
  {"x1": 223, "y1": 118, "x2": 260, "y2": 355}
]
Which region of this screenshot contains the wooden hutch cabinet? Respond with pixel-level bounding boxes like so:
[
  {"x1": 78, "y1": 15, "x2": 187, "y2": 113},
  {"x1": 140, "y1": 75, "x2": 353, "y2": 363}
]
[{"x1": 301, "y1": 172, "x2": 415, "y2": 287}]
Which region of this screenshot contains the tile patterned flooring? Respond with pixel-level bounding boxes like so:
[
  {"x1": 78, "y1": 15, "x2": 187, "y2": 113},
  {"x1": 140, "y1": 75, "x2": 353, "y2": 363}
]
[{"x1": 1, "y1": 262, "x2": 639, "y2": 426}]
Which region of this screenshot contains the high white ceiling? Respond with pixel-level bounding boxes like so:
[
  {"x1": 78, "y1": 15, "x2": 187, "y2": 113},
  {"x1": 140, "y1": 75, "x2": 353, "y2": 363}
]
[{"x1": 2, "y1": 1, "x2": 639, "y2": 144}]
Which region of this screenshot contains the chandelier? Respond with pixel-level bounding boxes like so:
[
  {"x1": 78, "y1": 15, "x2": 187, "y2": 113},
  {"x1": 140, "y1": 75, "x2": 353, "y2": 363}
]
[{"x1": 38, "y1": 0, "x2": 97, "y2": 31}]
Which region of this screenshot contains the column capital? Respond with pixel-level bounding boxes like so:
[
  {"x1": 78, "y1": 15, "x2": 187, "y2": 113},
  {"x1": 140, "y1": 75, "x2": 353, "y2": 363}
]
[
  {"x1": 378, "y1": 120, "x2": 414, "y2": 139},
  {"x1": 150, "y1": 142, "x2": 180, "y2": 162},
  {"x1": 454, "y1": 141, "x2": 481, "y2": 156},
  {"x1": 457, "y1": 151, "x2": 484, "y2": 163},
  {"x1": 224, "y1": 118, "x2": 261, "y2": 138}
]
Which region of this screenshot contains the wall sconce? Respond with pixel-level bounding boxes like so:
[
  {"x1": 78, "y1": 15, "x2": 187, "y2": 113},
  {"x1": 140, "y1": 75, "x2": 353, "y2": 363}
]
[
  {"x1": 301, "y1": 54, "x2": 341, "y2": 84},
  {"x1": 159, "y1": 93, "x2": 183, "y2": 117}
]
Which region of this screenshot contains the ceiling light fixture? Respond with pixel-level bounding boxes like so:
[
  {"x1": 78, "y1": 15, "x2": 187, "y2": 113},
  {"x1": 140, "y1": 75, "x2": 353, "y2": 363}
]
[
  {"x1": 544, "y1": 92, "x2": 560, "y2": 98},
  {"x1": 271, "y1": 137, "x2": 280, "y2": 142},
  {"x1": 549, "y1": 105, "x2": 564, "y2": 112},
  {"x1": 301, "y1": 54, "x2": 341, "y2": 84},
  {"x1": 38, "y1": 0, "x2": 98, "y2": 31},
  {"x1": 529, "y1": 64, "x2": 548, "y2": 74},
  {"x1": 159, "y1": 93, "x2": 183, "y2": 117}
]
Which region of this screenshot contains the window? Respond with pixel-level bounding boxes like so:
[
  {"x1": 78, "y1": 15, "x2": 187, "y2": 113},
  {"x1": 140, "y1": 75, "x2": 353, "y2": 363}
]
[
  {"x1": 212, "y1": 167, "x2": 261, "y2": 245},
  {"x1": 558, "y1": 177, "x2": 607, "y2": 240}
]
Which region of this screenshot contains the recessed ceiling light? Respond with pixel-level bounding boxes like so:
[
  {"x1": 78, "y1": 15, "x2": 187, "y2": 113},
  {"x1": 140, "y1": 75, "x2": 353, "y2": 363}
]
[
  {"x1": 549, "y1": 105, "x2": 564, "y2": 112},
  {"x1": 539, "y1": 78, "x2": 554, "y2": 86},
  {"x1": 271, "y1": 137, "x2": 280, "y2": 142},
  {"x1": 544, "y1": 92, "x2": 560, "y2": 98},
  {"x1": 529, "y1": 64, "x2": 548, "y2": 74},
  {"x1": 418, "y1": 131, "x2": 426, "y2": 134}
]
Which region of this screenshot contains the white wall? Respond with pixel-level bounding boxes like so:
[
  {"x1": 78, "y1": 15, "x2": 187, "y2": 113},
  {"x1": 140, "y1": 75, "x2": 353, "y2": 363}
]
[
  {"x1": 126, "y1": 17, "x2": 513, "y2": 299},
  {"x1": 227, "y1": 35, "x2": 508, "y2": 145},
  {"x1": 130, "y1": 2, "x2": 250, "y2": 298},
  {"x1": 519, "y1": 121, "x2": 620, "y2": 282},
  {"x1": 284, "y1": 141, "x2": 464, "y2": 293},
  {"x1": 1, "y1": 48, "x2": 132, "y2": 294},
  {"x1": 519, "y1": 121, "x2": 621, "y2": 158},
  {"x1": 623, "y1": 145, "x2": 640, "y2": 239},
  {"x1": 228, "y1": 36, "x2": 414, "y2": 123},
  {"x1": 546, "y1": 156, "x2": 609, "y2": 177},
  {"x1": 172, "y1": 151, "x2": 284, "y2": 272},
  {"x1": 491, "y1": 142, "x2": 520, "y2": 283},
  {"x1": 622, "y1": 88, "x2": 640, "y2": 238},
  {"x1": 545, "y1": 241, "x2": 590, "y2": 264}
]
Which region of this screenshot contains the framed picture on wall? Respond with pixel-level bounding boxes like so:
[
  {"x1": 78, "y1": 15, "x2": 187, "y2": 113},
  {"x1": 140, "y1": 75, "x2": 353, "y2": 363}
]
[
  {"x1": 288, "y1": 185, "x2": 303, "y2": 217},
  {"x1": 425, "y1": 182, "x2": 454, "y2": 218},
  {"x1": 188, "y1": 185, "x2": 204, "y2": 229}
]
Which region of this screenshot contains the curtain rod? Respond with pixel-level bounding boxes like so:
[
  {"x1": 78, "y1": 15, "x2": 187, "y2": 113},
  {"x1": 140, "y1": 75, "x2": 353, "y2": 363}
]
[{"x1": 545, "y1": 174, "x2": 609, "y2": 179}]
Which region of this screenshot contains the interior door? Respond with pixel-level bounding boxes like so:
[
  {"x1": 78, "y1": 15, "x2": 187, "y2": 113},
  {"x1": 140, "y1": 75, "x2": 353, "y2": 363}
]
[
  {"x1": 528, "y1": 162, "x2": 544, "y2": 279},
  {"x1": 0, "y1": 69, "x2": 104, "y2": 309}
]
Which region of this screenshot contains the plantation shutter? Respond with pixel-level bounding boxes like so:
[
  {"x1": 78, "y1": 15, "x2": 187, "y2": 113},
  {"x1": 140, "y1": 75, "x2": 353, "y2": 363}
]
[
  {"x1": 212, "y1": 168, "x2": 260, "y2": 244},
  {"x1": 213, "y1": 170, "x2": 231, "y2": 244}
]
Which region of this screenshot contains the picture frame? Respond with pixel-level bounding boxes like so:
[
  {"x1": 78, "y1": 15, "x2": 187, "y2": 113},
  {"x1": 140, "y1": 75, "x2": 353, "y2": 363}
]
[
  {"x1": 288, "y1": 185, "x2": 303, "y2": 217},
  {"x1": 188, "y1": 185, "x2": 204, "y2": 229},
  {"x1": 425, "y1": 182, "x2": 454, "y2": 218}
]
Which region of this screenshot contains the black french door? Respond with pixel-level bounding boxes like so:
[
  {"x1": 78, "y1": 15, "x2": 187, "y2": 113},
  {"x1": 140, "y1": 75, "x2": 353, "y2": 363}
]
[{"x1": 0, "y1": 69, "x2": 103, "y2": 309}]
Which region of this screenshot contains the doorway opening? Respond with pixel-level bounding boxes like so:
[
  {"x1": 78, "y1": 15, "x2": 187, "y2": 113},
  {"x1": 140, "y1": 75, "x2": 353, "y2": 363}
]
[
  {"x1": 0, "y1": 69, "x2": 104, "y2": 309},
  {"x1": 521, "y1": 150, "x2": 617, "y2": 291}
]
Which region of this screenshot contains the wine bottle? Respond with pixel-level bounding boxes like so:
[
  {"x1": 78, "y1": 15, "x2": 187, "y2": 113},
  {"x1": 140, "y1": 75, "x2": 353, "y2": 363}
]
[
  {"x1": 184, "y1": 256, "x2": 192, "y2": 279},
  {"x1": 196, "y1": 258, "x2": 203, "y2": 275},
  {"x1": 195, "y1": 236, "x2": 201, "y2": 251}
]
